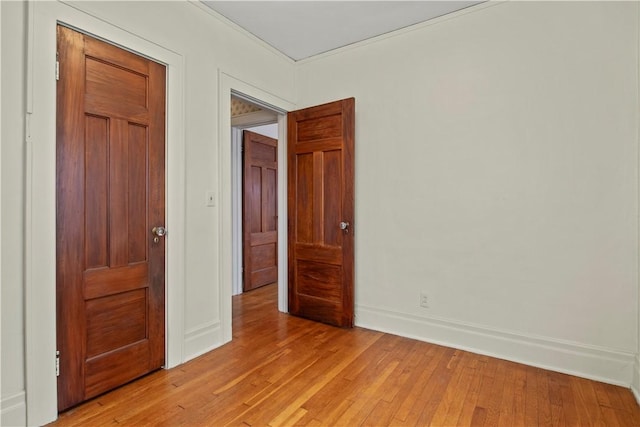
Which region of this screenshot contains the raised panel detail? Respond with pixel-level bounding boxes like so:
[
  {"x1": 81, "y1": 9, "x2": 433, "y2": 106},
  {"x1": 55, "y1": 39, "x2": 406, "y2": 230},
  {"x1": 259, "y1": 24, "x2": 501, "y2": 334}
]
[
  {"x1": 253, "y1": 141, "x2": 277, "y2": 163},
  {"x1": 252, "y1": 243, "x2": 276, "y2": 271},
  {"x1": 264, "y1": 168, "x2": 277, "y2": 232},
  {"x1": 296, "y1": 260, "x2": 342, "y2": 303},
  {"x1": 86, "y1": 289, "x2": 147, "y2": 358},
  {"x1": 295, "y1": 153, "x2": 313, "y2": 243},
  {"x1": 85, "y1": 115, "x2": 109, "y2": 268},
  {"x1": 85, "y1": 57, "x2": 147, "y2": 108},
  {"x1": 296, "y1": 114, "x2": 341, "y2": 142},
  {"x1": 128, "y1": 124, "x2": 148, "y2": 263},
  {"x1": 323, "y1": 150, "x2": 342, "y2": 247},
  {"x1": 250, "y1": 166, "x2": 262, "y2": 233}
]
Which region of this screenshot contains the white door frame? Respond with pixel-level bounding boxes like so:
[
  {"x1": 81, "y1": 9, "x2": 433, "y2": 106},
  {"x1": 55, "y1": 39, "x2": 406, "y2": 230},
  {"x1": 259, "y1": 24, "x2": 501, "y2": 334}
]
[
  {"x1": 218, "y1": 72, "x2": 295, "y2": 343},
  {"x1": 25, "y1": 2, "x2": 185, "y2": 425}
]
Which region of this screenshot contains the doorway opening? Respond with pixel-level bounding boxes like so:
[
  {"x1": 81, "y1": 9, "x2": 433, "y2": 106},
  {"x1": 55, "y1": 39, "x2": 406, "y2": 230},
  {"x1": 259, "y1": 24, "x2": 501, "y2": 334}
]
[{"x1": 230, "y1": 93, "x2": 286, "y2": 308}]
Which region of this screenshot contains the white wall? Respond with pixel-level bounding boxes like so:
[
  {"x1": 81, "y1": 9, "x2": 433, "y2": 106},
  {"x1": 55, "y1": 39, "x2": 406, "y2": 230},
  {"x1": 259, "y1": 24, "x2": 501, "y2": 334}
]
[
  {"x1": 297, "y1": 1, "x2": 639, "y2": 385},
  {"x1": 247, "y1": 123, "x2": 279, "y2": 139},
  {"x1": 1, "y1": 2, "x2": 27, "y2": 425},
  {"x1": 0, "y1": 1, "x2": 296, "y2": 425}
]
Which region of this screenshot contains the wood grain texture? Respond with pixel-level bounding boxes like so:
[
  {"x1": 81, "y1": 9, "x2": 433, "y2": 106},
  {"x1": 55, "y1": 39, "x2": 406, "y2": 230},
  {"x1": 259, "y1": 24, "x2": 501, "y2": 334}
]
[
  {"x1": 50, "y1": 284, "x2": 640, "y2": 427},
  {"x1": 243, "y1": 130, "x2": 278, "y2": 292},
  {"x1": 57, "y1": 25, "x2": 165, "y2": 410},
  {"x1": 288, "y1": 98, "x2": 355, "y2": 328},
  {"x1": 56, "y1": 25, "x2": 87, "y2": 411}
]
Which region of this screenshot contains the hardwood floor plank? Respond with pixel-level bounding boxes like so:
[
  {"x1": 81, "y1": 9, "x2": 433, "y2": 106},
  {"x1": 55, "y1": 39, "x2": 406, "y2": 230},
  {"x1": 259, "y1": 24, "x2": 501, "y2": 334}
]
[
  {"x1": 390, "y1": 344, "x2": 448, "y2": 424},
  {"x1": 453, "y1": 356, "x2": 488, "y2": 426},
  {"x1": 430, "y1": 351, "x2": 474, "y2": 426},
  {"x1": 49, "y1": 284, "x2": 640, "y2": 427},
  {"x1": 415, "y1": 349, "x2": 464, "y2": 425},
  {"x1": 497, "y1": 362, "x2": 518, "y2": 427},
  {"x1": 523, "y1": 367, "x2": 539, "y2": 426},
  {"x1": 481, "y1": 358, "x2": 508, "y2": 426},
  {"x1": 573, "y1": 376, "x2": 607, "y2": 425},
  {"x1": 392, "y1": 347, "x2": 455, "y2": 425},
  {"x1": 467, "y1": 352, "x2": 499, "y2": 427},
  {"x1": 535, "y1": 369, "x2": 553, "y2": 427},
  {"x1": 335, "y1": 358, "x2": 401, "y2": 425}
]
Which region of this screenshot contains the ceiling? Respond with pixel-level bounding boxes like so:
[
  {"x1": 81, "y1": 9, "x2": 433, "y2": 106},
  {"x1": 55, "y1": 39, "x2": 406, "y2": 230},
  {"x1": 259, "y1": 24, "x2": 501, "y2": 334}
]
[{"x1": 201, "y1": 1, "x2": 483, "y2": 61}]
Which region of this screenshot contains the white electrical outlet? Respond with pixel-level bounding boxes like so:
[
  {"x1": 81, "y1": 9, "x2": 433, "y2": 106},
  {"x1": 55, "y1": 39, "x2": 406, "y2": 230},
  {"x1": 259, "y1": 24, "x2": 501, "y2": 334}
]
[{"x1": 420, "y1": 292, "x2": 429, "y2": 308}]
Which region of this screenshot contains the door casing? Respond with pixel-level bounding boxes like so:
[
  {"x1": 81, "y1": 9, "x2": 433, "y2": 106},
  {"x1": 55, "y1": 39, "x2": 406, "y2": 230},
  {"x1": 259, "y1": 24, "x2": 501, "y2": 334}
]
[{"x1": 219, "y1": 77, "x2": 296, "y2": 341}]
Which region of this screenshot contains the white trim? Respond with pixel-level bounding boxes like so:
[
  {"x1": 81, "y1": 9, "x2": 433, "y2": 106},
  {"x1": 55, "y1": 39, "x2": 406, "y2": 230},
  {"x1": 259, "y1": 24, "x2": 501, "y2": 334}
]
[
  {"x1": 0, "y1": 392, "x2": 26, "y2": 427},
  {"x1": 26, "y1": 2, "x2": 186, "y2": 425},
  {"x1": 356, "y1": 304, "x2": 636, "y2": 387},
  {"x1": 276, "y1": 114, "x2": 289, "y2": 314},
  {"x1": 0, "y1": 2, "x2": 3, "y2": 420},
  {"x1": 184, "y1": 320, "x2": 223, "y2": 361},
  {"x1": 636, "y1": 0, "x2": 640, "y2": 408},
  {"x1": 633, "y1": 354, "x2": 640, "y2": 404},
  {"x1": 231, "y1": 127, "x2": 244, "y2": 297},
  {"x1": 218, "y1": 71, "x2": 295, "y2": 344}
]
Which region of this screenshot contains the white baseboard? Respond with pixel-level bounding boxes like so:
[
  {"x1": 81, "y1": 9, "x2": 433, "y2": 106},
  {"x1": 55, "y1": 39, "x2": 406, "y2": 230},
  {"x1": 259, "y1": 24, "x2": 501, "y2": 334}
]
[
  {"x1": 355, "y1": 304, "x2": 635, "y2": 387},
  {"x1": 1, "y1": 391, "x2": 26, "y2": 427},
  {"x1": 183, "y1": 320, "x2": 225, "y2": 362},
  {"x1": 632, "y1": 354, "x2": 640, "y2": 405}
]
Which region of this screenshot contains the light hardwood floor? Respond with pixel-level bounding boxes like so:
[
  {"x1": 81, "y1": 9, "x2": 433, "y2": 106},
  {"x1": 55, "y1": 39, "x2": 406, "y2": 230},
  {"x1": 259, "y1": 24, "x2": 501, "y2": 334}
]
[{"x1": 51, "y1": 284, "x2": 640, "y2": 426}]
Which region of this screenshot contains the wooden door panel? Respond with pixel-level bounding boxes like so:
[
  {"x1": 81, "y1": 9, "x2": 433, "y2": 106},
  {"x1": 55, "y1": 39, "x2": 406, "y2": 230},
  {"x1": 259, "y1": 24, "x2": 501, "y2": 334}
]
[
  {"x1": 288, "y1": 98, "x2": 355, "y2": 328},
  {"x1": 296, "y1": 261, "x2": 342, "y2": 300},
  {"x1": 294, "y1": 153, "x2": 314, "y2": 243},
  {"x1": 85, "y1": 58, "x2": 147, "y2": 106},
  {"x1": 84, "y1": 264, "x2": 148, "y2": 299},
  {"x1": 264, "y1": 168, "x2": 277, "y2": 231},
  {"x1": 85, "y1": 341, "x2": 150, "y2": 398},
  {"x1": 252, "y1": 244, "x2": 277, "y2": 270},
  {"x1": 243, "y1": 131, "x2": 278, "y2": 292},
  {"x1": 57, "y1": 25, "x2": 165, "y2": 410},
  {"x1": 85, "y1": 289, "x2": 147, "y2": 357},
  {"x1": 296, "y1": 113, "x2": 342, "y2": 141},
  {"x1": 129, "y1": 124, "x2": 149, "y2": 262},
  {"x1": 295, "y1": 244, "x2": 342, "y2": 265},
  {"x1": 248, "y1": 166, "x2": 262, "y2": 232},
  {"x1": 85, "y1": 116, "x2": 109, "y2": 268},
  {"x1": 322, "y1": 150, "x2": 343, "y2": 247}
]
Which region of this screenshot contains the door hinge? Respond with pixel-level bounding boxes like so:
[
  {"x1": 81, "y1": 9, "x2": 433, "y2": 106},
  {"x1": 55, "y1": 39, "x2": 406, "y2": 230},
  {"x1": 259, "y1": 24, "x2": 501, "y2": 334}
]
[
  {"x1": 56, "y1": 52, "x2": 60, "y2": 81},
  {"x1": 56, "y1": 350, "x2": 60, "y2": 376}
]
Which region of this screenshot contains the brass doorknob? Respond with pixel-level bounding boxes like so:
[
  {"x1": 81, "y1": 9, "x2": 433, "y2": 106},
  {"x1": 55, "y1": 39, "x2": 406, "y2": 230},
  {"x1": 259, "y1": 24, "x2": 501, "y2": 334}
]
[
  {"x1": 152, "y1": 226, "x2": 167, "y2": 237},
  {"x1": 152, "y1": 226, "x2": 167, "y2": 242}
]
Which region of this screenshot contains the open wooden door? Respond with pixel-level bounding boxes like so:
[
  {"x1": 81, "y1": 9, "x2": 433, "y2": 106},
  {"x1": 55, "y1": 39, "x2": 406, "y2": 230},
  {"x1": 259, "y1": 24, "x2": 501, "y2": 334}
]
[
  {"x1": 287, "y1": 98, "x2": 355, "y2": 327},
  {"x1": 56, "y1": 26, "x2": 166, "y2": 410},
  {"x1": 243, "y1": 130, "x2": 278, "y2": 292}
]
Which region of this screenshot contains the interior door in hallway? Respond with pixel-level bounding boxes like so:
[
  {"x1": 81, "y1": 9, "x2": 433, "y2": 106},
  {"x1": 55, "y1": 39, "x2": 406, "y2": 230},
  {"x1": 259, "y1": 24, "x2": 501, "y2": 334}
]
[
  {"x1": 287, "y1": 98, "x2": 355, "y2": 327},
  {"x1": 56, "y1": 25, "x2": 166, "y2": 410},
  {"x1": 243, "y1": 130, "x2": 278, "y2": 292}
]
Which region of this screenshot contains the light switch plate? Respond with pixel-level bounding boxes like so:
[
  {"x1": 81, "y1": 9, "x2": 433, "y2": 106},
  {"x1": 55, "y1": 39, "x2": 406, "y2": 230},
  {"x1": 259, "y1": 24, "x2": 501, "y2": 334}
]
[{"x1": 206, "y1": 191, "x2": 216, "y2": 207}]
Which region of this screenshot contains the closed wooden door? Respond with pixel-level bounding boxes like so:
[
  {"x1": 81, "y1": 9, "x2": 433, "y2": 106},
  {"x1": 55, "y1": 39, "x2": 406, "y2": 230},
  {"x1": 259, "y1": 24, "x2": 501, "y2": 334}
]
[
  {"x1": 56, "y1": 26, "x2": 166, "y2": 411},
  {"x1": 243, "y1": 130, "x2": 278, "y2": 292},
  {"x1": 287, "y1": 98, "x2": 355, "y2": 327}
]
